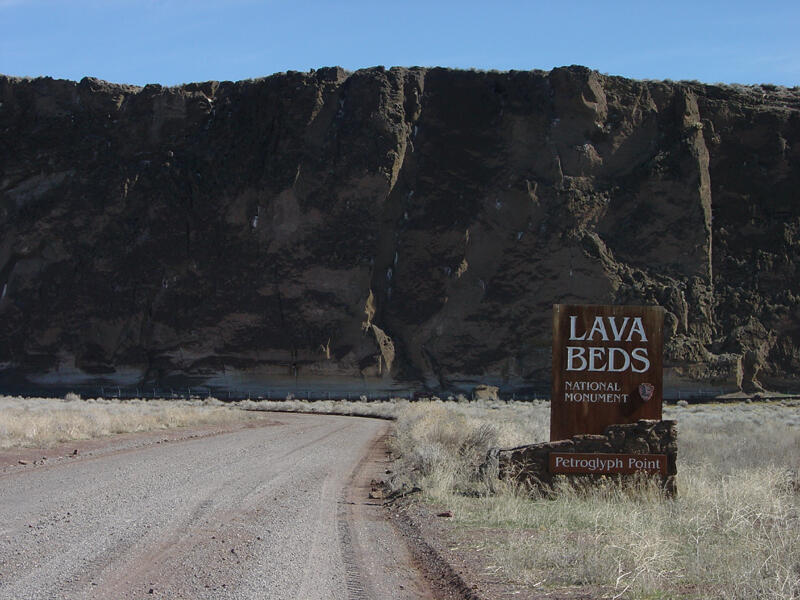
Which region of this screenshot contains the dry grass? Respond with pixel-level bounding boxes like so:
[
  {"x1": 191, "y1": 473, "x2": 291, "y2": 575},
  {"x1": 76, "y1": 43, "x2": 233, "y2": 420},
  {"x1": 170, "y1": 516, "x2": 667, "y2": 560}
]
[
  {"x1": 390, "y1": 400, "x2": 800, "y2": 600},
  {"x1": 0, "y1": 394, "x2": 269, "y2": 448},
  {"x1": 0, "y1": 394, "x2": 402, "y2": 450},
  {"x1": 388, "y1": 399, "x2": 549, "y2": 496}
]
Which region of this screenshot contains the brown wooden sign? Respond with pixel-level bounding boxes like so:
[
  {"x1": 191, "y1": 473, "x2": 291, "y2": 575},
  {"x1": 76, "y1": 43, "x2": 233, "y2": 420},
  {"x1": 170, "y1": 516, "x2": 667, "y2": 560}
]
[
  {"x1": 551, "y1": 304, "x2": 664, "y2": 441},
  {"x1": 550, "y1": 453, "x2": 668, "y2": 476}
]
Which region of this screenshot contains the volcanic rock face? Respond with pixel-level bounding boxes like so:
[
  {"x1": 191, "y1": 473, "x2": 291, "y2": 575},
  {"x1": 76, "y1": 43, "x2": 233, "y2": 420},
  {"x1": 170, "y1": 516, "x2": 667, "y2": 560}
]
[{"x1": 1, "y1": 66, "x2": 798, "y2": 395}]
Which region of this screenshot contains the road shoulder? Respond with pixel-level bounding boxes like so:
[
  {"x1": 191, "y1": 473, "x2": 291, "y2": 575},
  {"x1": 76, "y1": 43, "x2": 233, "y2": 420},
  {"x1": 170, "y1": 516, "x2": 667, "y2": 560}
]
[{"x1": 389, "y1": 500, "x2": 611, "y2": 600}]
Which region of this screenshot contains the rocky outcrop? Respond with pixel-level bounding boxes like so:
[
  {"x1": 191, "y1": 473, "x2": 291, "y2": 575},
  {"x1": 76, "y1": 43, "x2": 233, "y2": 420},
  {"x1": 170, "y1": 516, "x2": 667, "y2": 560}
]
[{"x1": 1, "y1": 66, "x2": 798, "y2": 396}]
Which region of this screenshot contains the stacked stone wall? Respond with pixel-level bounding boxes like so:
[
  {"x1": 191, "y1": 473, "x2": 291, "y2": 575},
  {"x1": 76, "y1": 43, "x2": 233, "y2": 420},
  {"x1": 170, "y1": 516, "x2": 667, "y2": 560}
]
[{"x1": 494, "y1": 419, "x2": 677, "y2": 495}]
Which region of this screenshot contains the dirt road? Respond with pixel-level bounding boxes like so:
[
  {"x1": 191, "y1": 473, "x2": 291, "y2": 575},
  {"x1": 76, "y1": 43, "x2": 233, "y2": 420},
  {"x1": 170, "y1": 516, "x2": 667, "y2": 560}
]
[{"x1": 0, "y1": 413, "x2": 436, "y2": 599}]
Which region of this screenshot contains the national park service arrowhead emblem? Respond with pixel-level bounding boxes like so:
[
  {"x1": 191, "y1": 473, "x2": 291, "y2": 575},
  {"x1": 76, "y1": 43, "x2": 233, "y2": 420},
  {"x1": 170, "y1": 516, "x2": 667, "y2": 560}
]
[{"x1": 638, "y1": 383, "x2": 655, "y2": 402}]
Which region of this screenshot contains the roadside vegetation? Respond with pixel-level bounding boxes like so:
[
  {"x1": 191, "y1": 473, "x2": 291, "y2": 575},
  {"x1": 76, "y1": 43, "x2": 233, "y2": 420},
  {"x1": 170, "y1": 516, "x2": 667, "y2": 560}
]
[
  {"x1": 0, "y1": 393, "x2": 407, "y2": 449},
  {"x1": 389, "y1": 399, "x2": 800, "y2": 600},
  {"x1": 236, "y1": 397, "x2": 403, "y2": 419},
  {"x1": 0, "y1": 394, "x2": 268, "y2": 448}
]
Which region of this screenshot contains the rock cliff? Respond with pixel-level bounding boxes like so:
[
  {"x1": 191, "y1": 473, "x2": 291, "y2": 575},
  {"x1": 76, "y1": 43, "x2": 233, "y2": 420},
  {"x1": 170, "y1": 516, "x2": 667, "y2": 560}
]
[{"x1": 1, "y1": 66, "x2": 798, "y2": 396}]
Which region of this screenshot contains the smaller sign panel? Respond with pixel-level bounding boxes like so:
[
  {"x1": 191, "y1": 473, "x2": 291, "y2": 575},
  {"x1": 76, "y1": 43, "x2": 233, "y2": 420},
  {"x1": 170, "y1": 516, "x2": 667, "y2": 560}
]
[{"x1": 549, "y1": 453, "x2": 667, "y2": 476}]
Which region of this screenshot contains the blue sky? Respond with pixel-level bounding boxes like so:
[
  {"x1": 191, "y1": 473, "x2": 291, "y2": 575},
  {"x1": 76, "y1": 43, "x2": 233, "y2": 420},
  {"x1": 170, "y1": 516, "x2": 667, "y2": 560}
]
[{"x1": 1, "y1": 0, "x2": 798, "y2": 87}]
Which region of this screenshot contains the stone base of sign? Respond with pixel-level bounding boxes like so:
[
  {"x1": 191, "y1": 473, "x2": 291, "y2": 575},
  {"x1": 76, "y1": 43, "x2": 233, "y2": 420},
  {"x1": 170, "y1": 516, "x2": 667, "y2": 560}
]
[{"x1": 489, "y1": 419, "x2": 677, "y2": 496}]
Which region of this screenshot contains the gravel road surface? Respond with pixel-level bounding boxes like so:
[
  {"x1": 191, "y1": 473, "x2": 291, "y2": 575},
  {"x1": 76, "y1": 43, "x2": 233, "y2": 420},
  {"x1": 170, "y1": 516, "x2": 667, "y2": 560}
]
[{"x1": 0, "y1": 413, "x2": 435, "y2": 599}]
